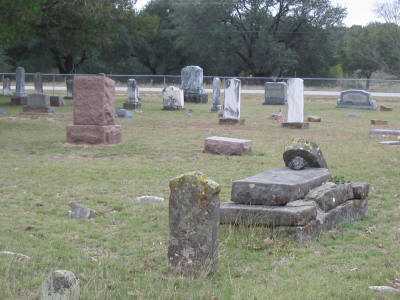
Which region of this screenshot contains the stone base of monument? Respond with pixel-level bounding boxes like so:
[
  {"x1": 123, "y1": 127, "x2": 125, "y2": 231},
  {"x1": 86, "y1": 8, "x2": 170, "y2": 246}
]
[
  {"x1": 184, "y1": 92, "x2": 208, "y2": 104},
  {"x1": 219, "y1": 118, "x2": 243, "y2": 125},
  {"x1": 370, "y1": 129, "x2": 400, "y2": 137},
  {"x1": 263, "y1": 99, "x2": 286, "y2": 105},
  {"x1": 337, "y1": 103, "x2": 378, "y2": 110},
  {"x1": 281, "y1": 122, "x2": 310, "y2": 129},
  {"x1": 10, "y1": 96, "x2": 27, "y2": 105},
  {"x1": 163, "y1": 106, "x2": 183, "y2": 111},
  {"x1": 123, "y1": 102, "x2": 141, "y2": 110},
  {"x1": 204, "y1": 136, "x2": 252, "y2": 156},
  {"x1": 50, "y1": 96, "x2": 65, "y2": 107},
  {"x1": 67, "y1": 125, "x2": 122, "y2": 145},
  {"x1": 379, "y1": 141, "x2": 400, "y2": 146}
]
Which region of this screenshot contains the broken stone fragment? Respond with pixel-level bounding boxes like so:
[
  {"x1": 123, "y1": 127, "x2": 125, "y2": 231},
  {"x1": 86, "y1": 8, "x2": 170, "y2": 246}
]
[
  {"x1": 283, "y1": 138, "x2": 328, "y2": 170},
  {"x1": 351, "y1": 182, "x2": 369, "y2": 199},
  {"x1": 40, "y1": 270, "x2": 80, "y2": 300},
  {"x1": 305, "y1": 182, "x2": 354, "y2": 212},
  {"x1": 69, "y1": 202, "x2": 96, "y2": 219}
]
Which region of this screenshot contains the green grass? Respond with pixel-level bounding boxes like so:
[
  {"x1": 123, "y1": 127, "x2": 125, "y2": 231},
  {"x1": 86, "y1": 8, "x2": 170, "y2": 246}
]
[{"x1": 0, "y1": 94, "x2": 399, "y2": 299}]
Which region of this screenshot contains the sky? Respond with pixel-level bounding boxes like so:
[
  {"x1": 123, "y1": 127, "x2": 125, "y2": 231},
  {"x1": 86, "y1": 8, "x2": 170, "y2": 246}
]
[{"x1": 136, "y1": 0, "x2": 380, "y2": 26}]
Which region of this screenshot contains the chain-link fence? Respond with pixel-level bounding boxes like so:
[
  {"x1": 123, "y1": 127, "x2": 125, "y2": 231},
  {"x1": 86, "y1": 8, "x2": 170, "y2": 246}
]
[{"x1": 2, "y1": 73, "x2": 400, "y2": 98}]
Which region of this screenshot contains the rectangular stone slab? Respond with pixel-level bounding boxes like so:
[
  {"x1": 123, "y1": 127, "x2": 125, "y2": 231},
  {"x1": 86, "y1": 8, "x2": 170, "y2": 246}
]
[
  {"x1": 370, "y1": 129, "x2": 400, "y2": 136},
  {"x1": 306, "y1": 182, "x2": 354, "y2": 212},
  {"x1": 67, "y1": 125, "x2": 121, "y2": 145},
  {"x1": 231, "y1": 168, "x2": 331, "y2": 206},
  {"x1": 204, "y1": 136, "x2": 252, "y2": 155},
  {"x1": 220, "y1": 200, "x2": 317, "y2": 226}
]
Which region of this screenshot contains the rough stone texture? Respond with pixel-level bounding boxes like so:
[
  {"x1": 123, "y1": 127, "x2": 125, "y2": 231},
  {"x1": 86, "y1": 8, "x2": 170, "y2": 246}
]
[
  {"x1": 65, "y1": 79, "x2": 74, "y2": 99},
  {"x1": 40, "y1": 270, "x2": 80, "y2": 300},
  {"x1": 281, "y1": 122, "x2": 309, "y2": 129},
  {"x1": 283, "y1": 138, "x2": 328, "y2": 170},
  {"x1": 287, "y1": 156, "x2": 307, "y2": 170},
  {"x1": 23, "y1": 94, "x2": 53, "y2": 113},
  {"x1": 370, "y1": 129, "x2": 400, "y2": 136},
  {"x1": 34, "y1": 72, "x2": 44, "y2": 94},
  {"x1": 371, "y1": 120, "x2": 388, "y2": 125},
  {"x1": 15, "y1": 67, "x2": 26, "y2": 98},
  {"x1": 351, "y1": 182, "x2": 369, "y2": 199},
  {"x1": 337, "y1": 90, "x2": 378, "y2": 110},
  {"x1": 271, "y1": 220, "x2": 322, "y2": 243},
  {"x1": 307, "y1": 116, "x2": 322, "y2": 122},
  {"x1": 380, "y1": 105, "x2": 393, "y2": 112},
  {"x1": 69, "y1": 202, "x2": 96, "y2": 219},
  {"x1": 210, "y1": 77, "x2": 221, "y2": 112},
  {"x1": 135, "y1": 196, "x2": 165, "y2": 204},
  {"x1": 204, "y1": 136, "x2": 252, "y2": 156},
  {"x1": 73, "y1": 76, "x2": 116, "y2": 126},
  {"x1": 50, "y1": 96, "x2": 64, "y2": 107},
  {"x1": 231, "y1": 168, "x2": 331, "y2": 206},
  {"x1": 221, "y1": 78, "x2": 241, "y2": 121},
  {"x1": 123, "y1": 79, "x2": 141, "y2": 110},
  {"x1": 67, "y1": 125, "x2": 122, "y2": 145},
  {"x1": 220, "y1": 200, "x2": 317, "y2": 226},
  {"x1": 181, "y1": 66, "x2": 208, "y2": 103},
  {"x1": 305, "y1": 182, "x2": 354, "y2": 212},
  {"x1": 162, "y1": 86, "x2": 184, "y2": 110},
  {"x1": 263, "y1": 82, "x2": 287, "y2": 105},
  {"x1": 3, "y1": 77, "x2": 12, "y2": 96},
  {"x1": 168, "y1": 172, "x2": 220, "y2": 277},
  {"x1": 286, "y1": 78, "x2": 304, "y2": 123}
]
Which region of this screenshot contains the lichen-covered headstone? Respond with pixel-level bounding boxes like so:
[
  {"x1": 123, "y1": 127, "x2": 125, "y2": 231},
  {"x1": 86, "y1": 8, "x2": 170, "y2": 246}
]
[
  {"x1": 3, "y1": 78, "x2": 12, "y2": 96},
  {"x1": 283, "y1": 139, "x2": 328, "y2": 170},
  {"x1": 210, "y1": 77, "x2": 221, "y2": 112},
  {"x1": 123, "y1": 79, "x2": 141, "y2": 110},
  {"x1": 221, "y1": 78, "x2": 241, "y2": 122},
  {"x1": 40, "y1": 270, "x2": 79, "y2": 300},
  {"x1": 337, "y1": 90, "x2": 377, "y2": 110},
  {"x1": 162, "y1": 86, "x2": 184, "y2": 110},
  {"x1": 286, "y1": 78, "x2": 304, "y2": 123},
  {"x1": 168, "y1": 172, "x2": 220, "y2": 277},
  {"x1": 34, "y1": 72, "x2": 44, "y2": 94},
  {"x1": 181, "y1": 66, "x2": 208, "y2": 103}
]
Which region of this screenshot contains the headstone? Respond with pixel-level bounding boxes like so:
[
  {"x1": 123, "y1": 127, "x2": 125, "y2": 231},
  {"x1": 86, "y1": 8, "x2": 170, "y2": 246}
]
[
  {"x1": 23, "y1": 94, "x2": 53, "y2": 113},
  {"x1": 65, "y1": 79, "x2": 74, "y2": 99},
  {"x1": 220, "y1": 78, "x2": 241, "y2": 123},
  {"x1": 40, "y1": 270, "x2": 80, "y2": 300},
  {"x1": 210, "y1": 77, "x2": 221, "y2": 112},
  {"x1": 67, "y1": 76, "x2": 122, "y2": 145},
  {"x1": 337, "y1": 90, "x2": 378, "y2": 110},
  {"x1": 168, "y1": 171, "x2": 220, "y2": 277},
  {"x1": 204, "y1": 136, "x2": 252, "y2": 155},
  {"x1": 11, "y1": 67, "x2": 27, "y2": 105},
  {"x1": 286, "y1": 78, "x2": 304, "y2": 123},
  {"x1": 123, "y1": 79, "x2": 141, "y2": 110},
  {"x1": 370, "y1": 129, "x2": 400, "y2": 136},
  {"x1": 50, "y1": 96, "x2": 64, "y2": 107},
  {"x1": 307, "y1": 116, "x2": 321, "y2": 122},
  {"x1": 3, "y1": 77, "x2": 12, "y2": 96},
  {"x1": 69, "y1": 202, "x2": 96, "y2": 219},
  {"x1": 181, "y1": 66, "x2": 208, "y2": 103},
  {"x1": 283, "y1": 139, "x2": 328, "y2": 170},
  {"x1": 263, "y1": 82, "x2": 287, "y2": 105},
  {"x1": 162, "y1": 86, "x2": 184, "y2": 110},
  {"x1": 34, "y1": 72, "x2": 44, "y2": 94}
]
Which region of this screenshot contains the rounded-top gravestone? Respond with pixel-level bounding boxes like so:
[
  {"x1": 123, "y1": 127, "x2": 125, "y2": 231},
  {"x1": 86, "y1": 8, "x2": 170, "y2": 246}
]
[
  {"x1": 283, "y1": 138, "x2": 328, "y2": 170},
  {"x1": 181, "y1": 66, "x2": 208, "y2": 103}
]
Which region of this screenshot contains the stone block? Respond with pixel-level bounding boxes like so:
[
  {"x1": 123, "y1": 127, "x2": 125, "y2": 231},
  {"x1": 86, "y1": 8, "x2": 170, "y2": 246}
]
[
  {"x1": 219, "y1": 118, "x2": 240, "y2": 125},
  {"x1": 351, "y1": 182, "x2": 369, "y2": 199},
  {"x1": 67, "y1": 125, "x2": 122, "y2": 145},
  {"x1": 307, "y1": 116, "x2": 322, "y2": 122},
  {"x1": 220, "y1": 200, "x2": 317, "y2": 226},
  {"x1": 231, "y1": 168, "x2": 331, "y2": 206},
  {"x1": 305, "y1": 182, "x2": 354, "y2": 212},
  {"x1": 370, "y1": 129, "x2": 400, "y2": 136},
  {"x1": 204, "y1": 136, "x2": 252, "y2": 155},
  {"x1": 284, "y1": 138, "x2": 328, "y2": 170},
  {"x1": 380, "y1": 141, "x2": 400, "y2": 145},
  {"x1": 50, "y1": 96, "x2": 64, "y2": 107},
  {"x1": 371, "y1": 120, "x2": 388, "y2": 126}
]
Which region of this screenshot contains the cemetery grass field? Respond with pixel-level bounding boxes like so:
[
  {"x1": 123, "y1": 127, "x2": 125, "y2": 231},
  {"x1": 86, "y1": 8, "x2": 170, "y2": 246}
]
[{"x1": 0, "y1": 94, "x2": 399, "y2": 299}]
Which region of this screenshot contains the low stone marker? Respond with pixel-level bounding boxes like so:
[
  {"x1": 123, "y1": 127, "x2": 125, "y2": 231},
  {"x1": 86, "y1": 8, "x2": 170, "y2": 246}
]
[
  {"x1": 123, "y1": 79, "x2": 141, "y2": 110},
  {"x1": 370, "y1": 129, "x2": 400, "y2": 136},
  {"x1": 371, "y1": 120, "x2": 388, "y2": 126},
  {"x1": 337, "y1": 90, "x2": 378, "y2": 110},
  {"x1": 204, "y1": 136, "x2": 252, "y2": 156},
  {"x1": 181, "y1": 66, "x2": 208, "y2": 103},
  {"x1": 23, "y1": 94, "x2": 53, "y2": 113},
  {"x1": 40, "y1": 270, "x2": 79, "y2": 300},
  {"x1": 69, "y1": 202, "x2": 96, "y2": 220},
  {"x1": 210, "y1": 77, "x2": 221, "y2": 112},
  {"x1": 116, "y1": 108, "x2": 133, "y2": 119},
  {"x1": 282, "y1": 78, "x2": 309, "y2": 129},
  {"x1": 220, "y1": 78, "x2": 241, "y2": 124},
  {"x1": 162, "y1": 86, "x2": 184, "y2": 110},
  {"x1": 67, "y1": 75, "x2": 122, "y2": 145},
  {"x1": 283, "y1": 139, "x2": 328, "y2": 170},
  {"x1": 263, "y1": 82, "x2": 287, "y2": 105},
  {"x1": 11, "y1": 67, "x2": 27, "y2": 105},
  {"x1": 134, "y1": 196, "x2": 164, "y2": 204},
  {"x1": 50, "y1": 96, "x2": 64, "y2": 107},
  {"x1": 3, "y1": 77, "x2": 12, "y2": 96},
  {"x1": 168, "y1": 172, "x2": 220, "y2": 277}
]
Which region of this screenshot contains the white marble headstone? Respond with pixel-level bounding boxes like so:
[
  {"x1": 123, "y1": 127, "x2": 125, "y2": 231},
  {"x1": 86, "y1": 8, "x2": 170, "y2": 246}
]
[
  {"x1": 163, "y1": 86, "x2": 184, "y2": 109},
  {"x1": 222, "y1": 78, "x2": 241, "y2": 120},
  {"x1": 127, "y1": 79, "x2": 139, "y2": 104},
  {"x1": 286, "y1": 78, "x2": 304, "y2": 123}
]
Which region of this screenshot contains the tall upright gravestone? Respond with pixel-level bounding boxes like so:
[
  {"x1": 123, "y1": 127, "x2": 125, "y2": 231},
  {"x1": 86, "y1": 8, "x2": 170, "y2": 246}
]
[
  {"x1": 123, "y1": 79, "x2": 141, "y2": 110},
  {"x1": 337, "y1": 90, "x2": 377, "y2": 110},
  {"x1": 282, "y1": 78, "x2": 308, "y2": 128},
  {"x1": 11, "y1": 67, "x2": 27, "y2": 105},
  {"x1": 67, "y1": 75, "x2": 122, "y2": 144},
  {"x1": 65, "y1": 78, "x2": 74, "y2": 99},
  {"x1": 219, "y1": 78, "x2": 241, "y2": 124},
  {"x1": 168, "y1": 172, "x2": 220, "y2": 277},
  {"x1": 2, "y1": 78, "x2": 12, "y2": 96},
  {"x1": 210, "y1": 77, "x2": 221, "y2": 112},
  {"x1": 34, "y1": 72, "x2": 44, "y2": 94},
  {"x1": 181, "y1": 66, "x2": 208, "y2": 103}
]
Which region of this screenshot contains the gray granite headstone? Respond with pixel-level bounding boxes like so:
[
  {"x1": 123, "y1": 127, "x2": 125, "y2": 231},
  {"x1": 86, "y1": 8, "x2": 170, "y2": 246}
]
[
  {"x1": 181, "y1": 66, "x2": 208, "y2": 103},
  {"x1": 15, "y1": 67, "x2": 26, "y2": 98},
  {"x1": 23, "y1": 94, "x2": 53, "y2": 113},
  {"x1": 34, "y1": 72, "x2": 44, "y2": 94},
  {"x1": 286, "y1": 78, "x2": 304, "y2": 123},
  {"x1": 123, "y1": 79, "x2": 141, "y2": 110},
  {"x1": 168, "y1": 171, "x2": 220, "y2": 277},
  {"x1": 66, "y1": 79, "x2": 74, "y2": 99},
  {"x1": 221, "y1": 78, "x2": 241, "y2": 121},
  {"x1": 210, "y1": 77, "x2": 221, "y2": 112},
  {"x1": 3, "y1": 78, "x2": 12, "y2": 96},
  {"x1": 263, "y1": 82, "x2": 287, "y2": 105},
  {"x1": 337, "y1": 90, "x2": 377, "y2": 110}
]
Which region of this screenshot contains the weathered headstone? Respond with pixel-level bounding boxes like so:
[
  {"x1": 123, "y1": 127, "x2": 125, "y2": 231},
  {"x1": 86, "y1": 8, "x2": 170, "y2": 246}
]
[
  {"x1": 283, "y1": 139, "x2": 328, "y2": 170},
  {"x1": 210, "y1": 77, "x2": 221, "y2": 112},
  {"x1": 286, "y1": 78, "x2": 304, "y2": 123},
  {"x1": 263, "y1": 82, "x2": 287, "y2": 105},
  {"x1": 34, "y1": 72, "x2": 44, "y2": 94},
  {"x1": 69, "y1": 202, "x2": 96, "y2": 219},
  {"x1": 3, "y1": 77, "x2": 12, "y2": 96},
  {"x1": 168, "y1": 172, "x2": 220, "y2": 277},
  {"x1": 337, "y1": 90, "x2": 378, "y2": 110},
  {"x1": 23, "y1": 94, "x2": 53, "y2": 113},
  {"x1": 11, "y1": 67, "x2": 27, "y2": 105},
  {"x1": 67, "y1": 76, "x2": 122, "y2": 144},
  {"x1": 181, "y1": 66, "x2": 208, "y2": 103},
  {"x1": 162, "y1": 86, "x2": 184, "y2": 110},
  {"x1": 204, "y1": 136, "x2": 252, "y2": 156},
  {"x1": 123, "y1": 79, "x2": 141, "y2": 110},
  {"x1": 65, "y1": 79, "x2": 74, "y2": 99},
  {"x1": 220, "y1": 78, "x2": 241, "y2": 124},
  {"x1": 40, "y1": 270, "x2": 80, "y2": 300}
]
